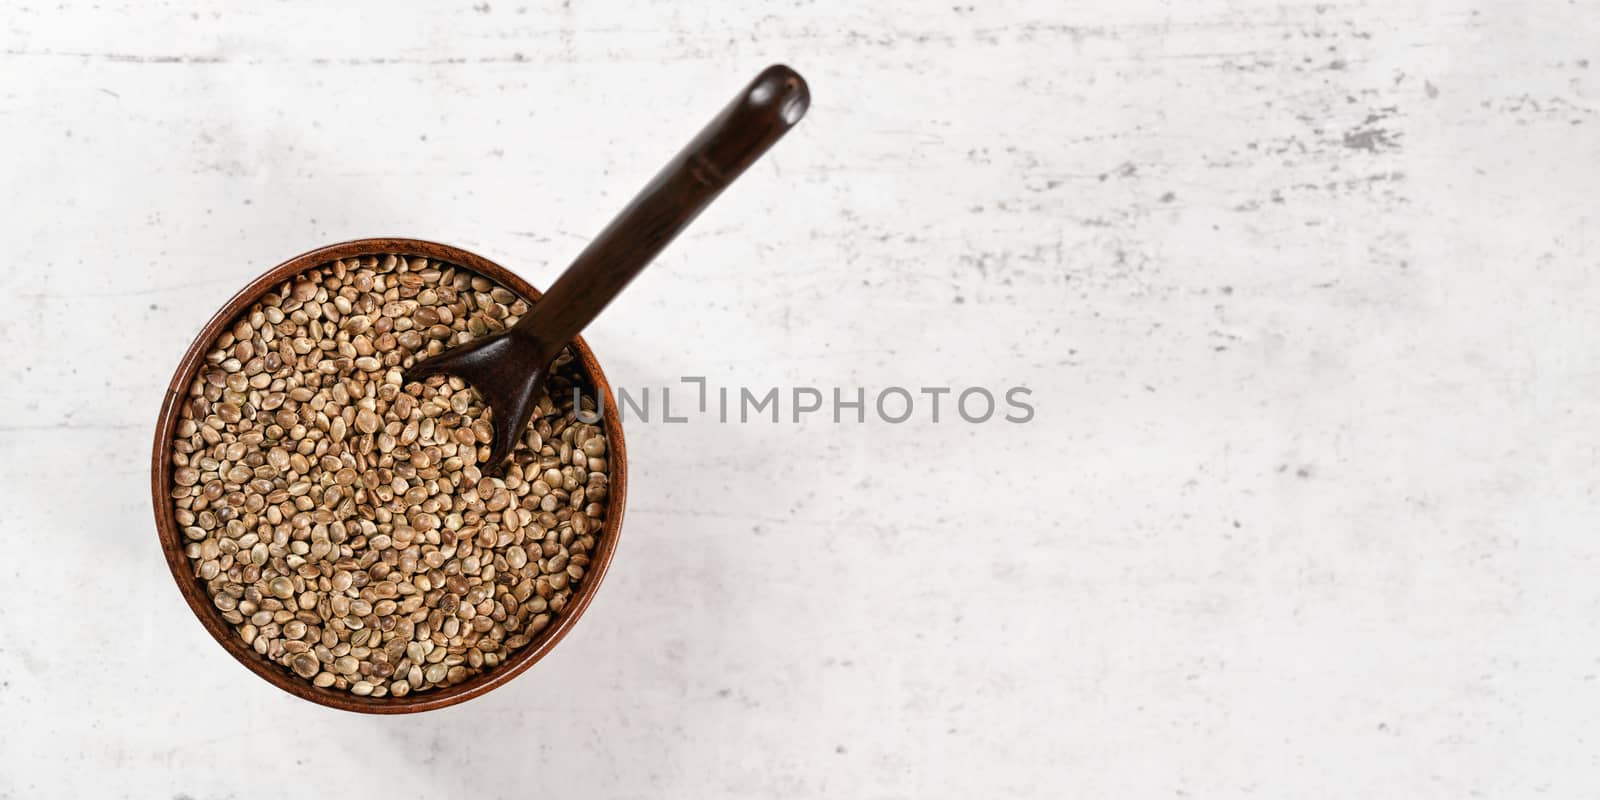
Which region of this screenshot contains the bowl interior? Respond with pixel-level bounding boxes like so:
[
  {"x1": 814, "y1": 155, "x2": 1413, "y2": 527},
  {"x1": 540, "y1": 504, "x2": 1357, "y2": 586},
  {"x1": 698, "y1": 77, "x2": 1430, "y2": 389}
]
[{"x1": 151, "y1": 238, "x2": 627, "y2": 713}]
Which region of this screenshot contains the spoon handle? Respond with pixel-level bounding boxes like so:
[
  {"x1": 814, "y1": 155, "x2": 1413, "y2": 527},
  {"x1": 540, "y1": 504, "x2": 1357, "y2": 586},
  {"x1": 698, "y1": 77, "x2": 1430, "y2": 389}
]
[{"x1": 514, "y1": 64, "x2": 810, "y2": 353}]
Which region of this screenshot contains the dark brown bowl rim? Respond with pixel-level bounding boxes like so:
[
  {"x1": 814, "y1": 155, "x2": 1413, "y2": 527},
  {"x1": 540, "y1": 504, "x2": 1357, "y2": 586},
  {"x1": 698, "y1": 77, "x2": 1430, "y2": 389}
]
[{"x1": 150, "y1": 237, "x2": 628, "y2": 714}]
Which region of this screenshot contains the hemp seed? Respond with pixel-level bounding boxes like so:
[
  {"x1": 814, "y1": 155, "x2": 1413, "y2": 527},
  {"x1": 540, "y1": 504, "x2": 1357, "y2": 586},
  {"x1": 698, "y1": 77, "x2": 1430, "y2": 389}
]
[{"x1": 172, "y1": 255, "x2": 609, "y2": 697}]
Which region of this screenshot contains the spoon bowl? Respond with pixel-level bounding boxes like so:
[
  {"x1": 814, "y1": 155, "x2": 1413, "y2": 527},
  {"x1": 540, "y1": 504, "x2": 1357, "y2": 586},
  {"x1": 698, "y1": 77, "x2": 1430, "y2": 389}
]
[{"x1": 151, "y1": 238, "x2": 628, "y2": 713}]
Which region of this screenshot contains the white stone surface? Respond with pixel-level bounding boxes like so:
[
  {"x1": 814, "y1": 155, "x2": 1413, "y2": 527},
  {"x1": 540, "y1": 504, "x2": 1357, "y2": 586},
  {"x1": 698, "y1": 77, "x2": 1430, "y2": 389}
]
[{"x1": 1, "y1": 0, "x2": 1597, "y2": 796}]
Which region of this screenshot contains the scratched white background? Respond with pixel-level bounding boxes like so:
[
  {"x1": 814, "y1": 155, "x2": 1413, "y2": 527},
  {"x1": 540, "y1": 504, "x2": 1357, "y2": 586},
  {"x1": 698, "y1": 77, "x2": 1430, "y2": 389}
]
[{"x1": 2, "y1": 0, "x2": 1598, "y2": 797}]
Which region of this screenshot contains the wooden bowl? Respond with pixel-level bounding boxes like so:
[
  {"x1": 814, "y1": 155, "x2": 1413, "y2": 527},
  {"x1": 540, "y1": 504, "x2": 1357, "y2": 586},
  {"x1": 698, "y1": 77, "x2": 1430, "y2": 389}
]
[{"x1": 150, "y1": 238, "x2": 627, "y2": 713}]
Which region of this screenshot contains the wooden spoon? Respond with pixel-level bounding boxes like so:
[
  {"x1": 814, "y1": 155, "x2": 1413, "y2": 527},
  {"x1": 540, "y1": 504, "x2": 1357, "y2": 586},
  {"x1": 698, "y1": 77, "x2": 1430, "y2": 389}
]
[{"x1": 406, "y1": 64, "x2": 810, "y2": 473}]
